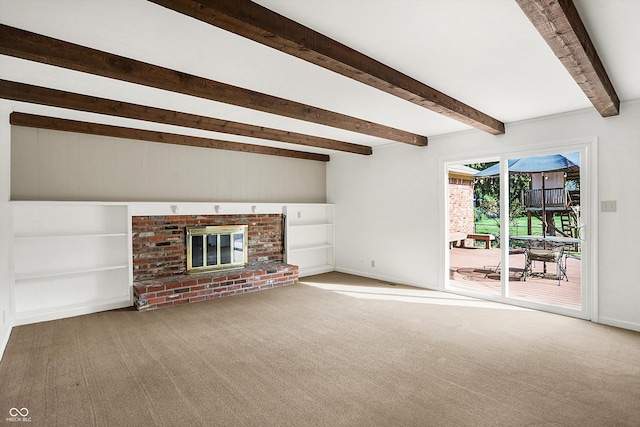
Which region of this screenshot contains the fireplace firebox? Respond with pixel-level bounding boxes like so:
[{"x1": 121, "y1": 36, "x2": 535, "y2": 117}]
[{"x1": 186, "y1": 225, "x2": 248, "y2": 274}]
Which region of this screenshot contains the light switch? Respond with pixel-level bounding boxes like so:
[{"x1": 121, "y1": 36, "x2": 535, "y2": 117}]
[{"x1": 601, "y1": 200, "x2": 617, "y2": 212}]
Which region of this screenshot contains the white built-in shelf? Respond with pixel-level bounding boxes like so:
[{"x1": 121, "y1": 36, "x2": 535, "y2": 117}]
[
  {"x1": 284, "y1": 204, "x2": 335, "y2": 277},
  {"x1": 15, "y1": 264, "x2": 129, "y2": 281},
  {"x1": 11, "y1": 202, "x2": 132, "y2": 324}
]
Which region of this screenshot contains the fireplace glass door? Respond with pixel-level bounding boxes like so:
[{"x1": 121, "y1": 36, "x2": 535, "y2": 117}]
[
  {"x1": 187, "y1": 225, "x2": 248, "y2": 274},
  {"x1": 207, "y1": 235, "x2": 218, "y2": 266}
]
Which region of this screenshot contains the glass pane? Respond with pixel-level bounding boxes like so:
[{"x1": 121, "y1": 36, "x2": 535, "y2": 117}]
[
  {"x1": 192, "y1": 235, "x2": 204, "y2": 268},
  {"x1": 233, "y1": 233, "x2": 244, "y2": 263},
  {"x1": 447, "y1": 162, "x2": 501, "y2": 297},
  {"x1": 220, "y1": 234, "x2": 231, "y2": 264},
  {"x1": 508, "y1": 152, "x2": 582, "y2": 310},
  {"x1": 206, "y1": 235, "x2": 218, "y2": 266}
]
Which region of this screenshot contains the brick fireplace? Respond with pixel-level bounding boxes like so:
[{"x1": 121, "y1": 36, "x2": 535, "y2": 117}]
[{"x1": 132, "y1": 214, "x2": 298, "y2": 311}]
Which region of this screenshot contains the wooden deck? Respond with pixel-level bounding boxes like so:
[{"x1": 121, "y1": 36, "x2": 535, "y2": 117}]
[{"x1": 449, "y1": 246, "x2": 582, "y2": 310}]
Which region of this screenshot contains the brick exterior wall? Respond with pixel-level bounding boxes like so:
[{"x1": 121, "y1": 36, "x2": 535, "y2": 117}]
[
  {"x1": 131, "y1": 214, "x2": 297, "y2": 311},
  {"x1": 449, "y1": 177, "x2": 474, "y2": 234}
]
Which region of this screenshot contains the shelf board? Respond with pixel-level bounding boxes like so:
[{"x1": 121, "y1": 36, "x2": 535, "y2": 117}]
[
  {"x1": 15, "y1": 264, "x2": 129, "y2": 281},
  {"x1": 288, "y1": 222, "x2": 333, "y2": 228},
  {"x1": 289, "y1": 243, "x2": 333, "y2": 252},
  {"x1": 14, "y1": 232, "x2": 127, "y2": 239}
]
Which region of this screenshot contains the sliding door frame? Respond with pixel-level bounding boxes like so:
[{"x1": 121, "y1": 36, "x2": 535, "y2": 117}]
[{"x1": 440, "y1": 137, "x2": 598, "y2": 321}]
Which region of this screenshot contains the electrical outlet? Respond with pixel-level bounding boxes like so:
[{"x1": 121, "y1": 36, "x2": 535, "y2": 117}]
[
  {"x1": 601, "y1": 200, "x2": 617, "y2": 212},
  {"x1": 297, "y1": 211, "x2": 301, "y2": 218},
  {"x1": 371, "y1": 260, "x2": 375, "y2": 267}
]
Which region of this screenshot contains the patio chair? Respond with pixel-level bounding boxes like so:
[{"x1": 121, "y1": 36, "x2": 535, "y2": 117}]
[{"x1": 523, "y1": 240, "x2": 567, "y2": 285}]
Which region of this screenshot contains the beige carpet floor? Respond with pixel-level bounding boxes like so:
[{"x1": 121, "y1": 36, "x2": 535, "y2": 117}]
[{"x1": 1, "y1": 272, "x2": 639, "y2": 427}]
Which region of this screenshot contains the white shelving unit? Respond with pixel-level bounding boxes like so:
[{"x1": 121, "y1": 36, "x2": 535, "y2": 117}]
[
  {"x1": 12, "y1": 203, "x2": 132, "y2": 325},
  {"x1": 7, "y1": 201, "x2": 334, "y2": 324},
  {"x1": 284, "y1": 204, "x2": 334, "y2": 277}
]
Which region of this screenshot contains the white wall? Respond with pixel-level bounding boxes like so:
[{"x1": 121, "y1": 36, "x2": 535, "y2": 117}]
[
  {"x1": 328, "y1": 99, "x2": 640, "y2": 332},
  {"x1": 328, "y1": 142, "x2": 439, "y2": 287},
  {"x1": 11, "y1": 126, "x2": 326, "y2": 203},
  {"x1": 0, "y1": 103, "x2": 14, "y2": 357}
]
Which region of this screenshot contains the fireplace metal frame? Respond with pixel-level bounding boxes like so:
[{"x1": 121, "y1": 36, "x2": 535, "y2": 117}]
[{"x1": 186, "y1": 225, "x2": 248, "y2": 274}]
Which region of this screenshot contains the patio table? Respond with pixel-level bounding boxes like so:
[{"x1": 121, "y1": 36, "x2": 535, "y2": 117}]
[
  {"x1": 510, "y1": 235, "x2": 581, "y2": 245},
  {"x1": 510, "y1": 235, "x2": 580, "y2": 281}
]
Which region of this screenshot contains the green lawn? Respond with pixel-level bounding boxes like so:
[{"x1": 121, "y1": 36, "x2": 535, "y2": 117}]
[
  {"x1": 474, "y1": 216, "x2": 549, "y2": 236},
  {"x1": 473, "y1": 216, "x2": 580, "y2": 254}
]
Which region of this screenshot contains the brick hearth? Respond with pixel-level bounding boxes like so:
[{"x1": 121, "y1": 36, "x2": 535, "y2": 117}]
[
  {"x1": 132, "y1": 214, "x2": 298, "y2": 311},
  {"x1": 133, "y1": 263, "x2": 298, "y2": 311}
]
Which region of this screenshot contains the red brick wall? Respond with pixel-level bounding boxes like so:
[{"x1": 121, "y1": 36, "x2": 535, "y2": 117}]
[
  {"x1": 132, "y1": 214, "x2": 283, "y2": 282},
  {"x1": 133, "y1": 263, "x2": 298, "y2": 311},
  {"x1": 449, "y1": 177, "x2": 474, "y2": 234}
]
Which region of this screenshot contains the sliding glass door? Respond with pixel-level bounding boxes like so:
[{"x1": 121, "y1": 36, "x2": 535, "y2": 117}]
[
  {"x1": 447, "y1": 162, "x2": 502, "y2": 297},
  {"x1": 505, "y1": 152, "x2": 582, "y2": 311},
  {"x1": 445, "y1": 148, "x2": 589, "y2": 318}
]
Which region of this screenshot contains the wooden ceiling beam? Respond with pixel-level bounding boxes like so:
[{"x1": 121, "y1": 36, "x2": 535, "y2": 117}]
[
  {"x1": 10, "y1": 112, "x2": 330, "y2": 162},
  {"x1": 0, "y1": 24, "x2": 426, "y2": 146},
  {"x1": 516, "y1": 0, "x2": 620, "y2": 117},
  {"x1": 0, "y1": 80, "x2": 372, "y2": 155},
  {"x1": 149, "y1": 0, "x2": 505, "y2": 135}
]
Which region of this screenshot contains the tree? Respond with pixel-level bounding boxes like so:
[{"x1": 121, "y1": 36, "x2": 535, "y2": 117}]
[
  {"x1": 469, "y1": 163, "x2": 530, "y2": 211},
  {"x1": 469, "y1": 163, "x2": 529, "y2": 238}
]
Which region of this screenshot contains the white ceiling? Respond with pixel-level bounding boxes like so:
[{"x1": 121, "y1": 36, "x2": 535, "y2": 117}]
[{"x1": 1, "y1": 0, "x2": 639, "y2": 157}]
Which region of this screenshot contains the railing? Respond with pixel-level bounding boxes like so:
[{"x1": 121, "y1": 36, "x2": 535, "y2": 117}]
[{"x1": 523, "y1": 188, "x2": 568, "y2": 210}]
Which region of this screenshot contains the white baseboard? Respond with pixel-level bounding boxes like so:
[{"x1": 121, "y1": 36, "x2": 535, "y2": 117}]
[
  {"x1": 13, "y1": 298, "x2": 132, "y2": 327},
  {"x1": 298, "y1": 264, "x2": 335, "y2": 278},
  {"x1": 334, "y1": 267, "x2": 439, "y2": 291},
  {"x1": 597, "y1": 316, "x2": 640, "y2": 333}
]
